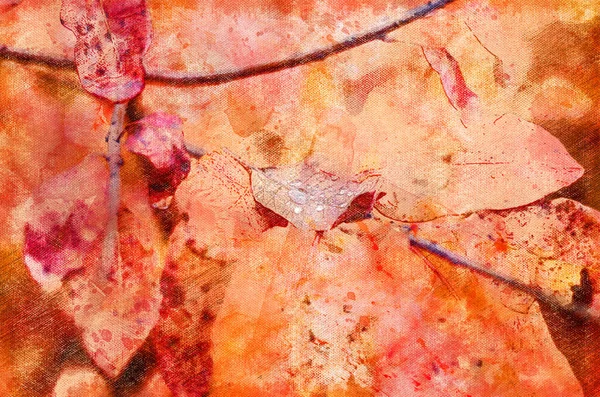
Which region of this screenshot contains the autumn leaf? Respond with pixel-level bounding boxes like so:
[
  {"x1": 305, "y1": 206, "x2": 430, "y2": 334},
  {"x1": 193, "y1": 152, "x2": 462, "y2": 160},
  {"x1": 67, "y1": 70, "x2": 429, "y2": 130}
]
[
  {"x1": 414, "y1": 198, "x2": 600, "y2": 396},
  {"x1": 251, "y1": 162, "x2": 380, "y2": 231},
  {"x1": 125, "y1": 113, "x2": 191, "y2": 209},
  {"x1": 375, "y1": 47, "x2": 583, "y2": 222},
  {"x1": 23, "y1": 156, "x2": 164, "y2": 377},
  {"x1": 210, "y1": 215, "x2": 583, "y2": 395},
  {"x1": 23, "y1": 155, "x2": 109, "y2": 292},
  {"x1": 60, "y1": 0, "x2": 152, "y2": 102},
  {"x1": 152, "y1": 240, "x2": 231, "y2": 397},
  {"x1": 171, "y1": 150, "x2": 287, "y2": 261}
]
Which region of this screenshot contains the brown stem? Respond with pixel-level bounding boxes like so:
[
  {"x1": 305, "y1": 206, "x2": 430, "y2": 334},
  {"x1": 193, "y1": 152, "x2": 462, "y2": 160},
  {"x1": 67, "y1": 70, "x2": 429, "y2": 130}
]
[
  {"x1": 405, "y1": 229, "x2": 596, "y2": 323},
  {"x1": 102, "y1": 102, "x2": 127, "y2": 281},
  {"x1": 0, "y1": 0, "x2": 454, "y2": 86},
  {"x1": 184, "y1": 141, "x2": 206, "y2": 158}
]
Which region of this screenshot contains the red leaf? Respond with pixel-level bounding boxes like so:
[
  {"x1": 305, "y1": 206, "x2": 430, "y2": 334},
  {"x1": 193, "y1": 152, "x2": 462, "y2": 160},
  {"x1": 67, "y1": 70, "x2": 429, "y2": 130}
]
[
  {"x1": 422, "y1": 47, "x2": 479, "y2": 112},
  {"x1": 125, "y1": 113, "x2": 191, "y2": 209},
  {"x1": 154, "y1": 225, "x2": 290, "y2": 397},
  {"x1": 152, "y1": 256, "x2": 218, "y2": 397},
  {"x1": 60, "y1": 0, "x2": 152, "y2": 102}
]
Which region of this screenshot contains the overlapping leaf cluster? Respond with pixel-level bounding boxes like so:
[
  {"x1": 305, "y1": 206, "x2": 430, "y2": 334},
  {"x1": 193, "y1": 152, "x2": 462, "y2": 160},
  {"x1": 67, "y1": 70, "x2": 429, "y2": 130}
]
[{"x1": 2, "y1": 0, "x2": 600, "y2": 396}]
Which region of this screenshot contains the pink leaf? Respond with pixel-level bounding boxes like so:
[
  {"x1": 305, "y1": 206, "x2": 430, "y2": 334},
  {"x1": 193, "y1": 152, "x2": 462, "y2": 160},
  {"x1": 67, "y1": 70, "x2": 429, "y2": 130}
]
[
  {"x1": 171, "y1": 150, "x2": 287, "y2": 261},
  {"x1": 125, "y1": 113, "x2": 191, "y2": 209},
  {"x1": 24, "y1": 158, "x2": 163, "y2": 377},
  {"x1": 60, "y1": 0, "x2": 152, "y2": 102},
  {"x1": 64, "y1": 182, "x2": 163, "y2": 377},
  {"x1": 374, "y1": 48, "x2": 583, "y2": 222},
  {"x1": 251, "y1": 163, "x2": 380, "y2": 231}
]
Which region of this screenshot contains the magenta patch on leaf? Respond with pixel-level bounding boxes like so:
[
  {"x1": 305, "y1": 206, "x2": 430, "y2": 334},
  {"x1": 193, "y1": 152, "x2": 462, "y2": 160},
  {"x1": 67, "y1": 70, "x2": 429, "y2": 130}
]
[
  {"x1": 60, "y1": 0, "x2": 152, "y2": 102},
  {"x1": 25, "y1": 202, "x2": 99, "y2": 282},
  {"x1": 125, "y1": 113, "x2": 191, "y2": 209},
  {"x1": 23, "y1": 156, "x2": 109, "y2": 292}
]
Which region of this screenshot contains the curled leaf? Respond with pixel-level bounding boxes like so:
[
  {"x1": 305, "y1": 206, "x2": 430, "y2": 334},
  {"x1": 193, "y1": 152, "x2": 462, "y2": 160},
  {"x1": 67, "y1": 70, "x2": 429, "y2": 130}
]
[
  {"x1": 125, "y1": 113, "x2": 191, "y2": 209},
  {"x1": 60, "y1": 0, "x2": 152, "y2": 102},
  {"x1": 422, "y1": 47, "x2": 479, "y2": 114},
  {"x1": 251, "y1": 162, "x2": 380, "y2": 231}
]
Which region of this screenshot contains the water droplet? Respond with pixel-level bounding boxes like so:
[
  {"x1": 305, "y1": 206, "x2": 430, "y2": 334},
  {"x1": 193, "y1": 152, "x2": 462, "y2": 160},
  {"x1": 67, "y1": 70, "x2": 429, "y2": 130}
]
[
  {"x1": 294, "y1": 206, "x2": 303, "y2": 214},
  {"x1": 288, "y1": 189, "x2": 308, "y2": 205},
  {"x1": 315, "y1": 204, "x2": 324, "y2": 212},
  {"x1": 338, "y1": 189, "x2": 347, "y2": 195}
]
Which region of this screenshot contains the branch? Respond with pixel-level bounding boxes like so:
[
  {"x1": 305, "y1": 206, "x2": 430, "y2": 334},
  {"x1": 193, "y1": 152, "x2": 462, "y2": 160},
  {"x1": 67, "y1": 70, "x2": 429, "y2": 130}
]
[
  {"x1": 102, "y1": 102, "x2": 127, "y2": 281},
  {"x1": 0, "y1": 45, "x2": 73, "y2": 69},
  {"x1": 405, "y1": 228, "x2": 596, "y2": 323},
  {"x1": 0, "y1": 0, "x2": 454, "y2": 86},
  {"x1": 184, "y1": 141, "x2": 206, "y2": 158}
]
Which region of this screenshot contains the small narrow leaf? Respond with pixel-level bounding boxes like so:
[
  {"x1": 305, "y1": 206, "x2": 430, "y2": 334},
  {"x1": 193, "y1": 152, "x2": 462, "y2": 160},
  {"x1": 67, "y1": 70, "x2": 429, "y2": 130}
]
[{"x1": 422, "y1": 47, "x2": 479, "y2": 113}]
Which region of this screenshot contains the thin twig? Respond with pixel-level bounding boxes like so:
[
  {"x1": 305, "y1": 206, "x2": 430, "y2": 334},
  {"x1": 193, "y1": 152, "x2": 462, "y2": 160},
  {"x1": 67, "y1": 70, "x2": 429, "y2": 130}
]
[
  {"x1": 184, "y1": 142, "x2": 206, "y2": 158},
  {"x1": 102, "y1": 102, "x2": 127, "y2": 282},
  {"x1": 146, "y1": 0, "x2": 454, "y2": 86},
  {"x1": 405, "y1": 228, "x2": 597, "y2": 323},
  {"x1": 0, "y1": 45, "x2": 73, "y2": 69},
  {"x1": 0, "y1": 0, "x2": 454, "y2": 86}
]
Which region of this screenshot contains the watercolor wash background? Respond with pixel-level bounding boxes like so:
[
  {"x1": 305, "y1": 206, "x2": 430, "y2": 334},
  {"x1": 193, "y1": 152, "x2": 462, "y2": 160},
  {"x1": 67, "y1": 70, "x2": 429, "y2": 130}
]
[{"x1": 1, "y1": 0, "x2": 600, "y2": 395}]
